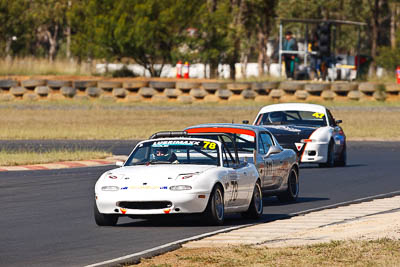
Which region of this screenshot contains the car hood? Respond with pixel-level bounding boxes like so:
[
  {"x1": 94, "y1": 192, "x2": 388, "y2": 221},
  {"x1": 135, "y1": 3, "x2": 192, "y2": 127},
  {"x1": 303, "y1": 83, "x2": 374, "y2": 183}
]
[
  {"x1": 99, "y1": 164, "x2": 216, "y2": 186},
  {"x1": 261, "y1": 125, "x2": 317, "y2": 151}
]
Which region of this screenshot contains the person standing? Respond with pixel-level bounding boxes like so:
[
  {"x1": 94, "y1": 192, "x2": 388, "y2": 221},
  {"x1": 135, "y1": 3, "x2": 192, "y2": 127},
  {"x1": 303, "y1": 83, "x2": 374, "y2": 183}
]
[
  {"x1": 282, "y1": 31, "x2": 298, "y2": 79},
  {"x1": 309, "y1": 31, "x2": 321, "y2": 80}
]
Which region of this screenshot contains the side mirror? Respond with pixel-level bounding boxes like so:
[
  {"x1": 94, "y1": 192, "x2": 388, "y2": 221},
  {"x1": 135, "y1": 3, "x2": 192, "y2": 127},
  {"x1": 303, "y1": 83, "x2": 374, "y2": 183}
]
[
  {"x1": 115, "y1": 161, "x2": 124, "y2": 167},
  {"x1": 242, "y1": 120, "x2": 249, "y2": 124},
  {"x1": 335, "y1": 120, "x2": 342, "y2": 124},
  {"x1": 266, "y1": 145, "x2": 282, "y2": 157}
]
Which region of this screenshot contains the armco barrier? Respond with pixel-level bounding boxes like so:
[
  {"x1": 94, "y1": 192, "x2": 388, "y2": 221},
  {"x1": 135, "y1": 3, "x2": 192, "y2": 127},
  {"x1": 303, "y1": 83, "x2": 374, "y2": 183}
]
[{"x1": 0, "y1": 79, "x2": 399, "y2": 102}]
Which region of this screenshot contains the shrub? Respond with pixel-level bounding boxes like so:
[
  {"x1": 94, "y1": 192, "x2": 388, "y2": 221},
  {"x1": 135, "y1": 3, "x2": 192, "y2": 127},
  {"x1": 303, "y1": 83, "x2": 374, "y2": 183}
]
[
  {"x1": 112, "y1": 65, "x2": 137, "y2": 77},
  {"x1": 376, "y1": 46, "x2": 400, "y2": 72}
]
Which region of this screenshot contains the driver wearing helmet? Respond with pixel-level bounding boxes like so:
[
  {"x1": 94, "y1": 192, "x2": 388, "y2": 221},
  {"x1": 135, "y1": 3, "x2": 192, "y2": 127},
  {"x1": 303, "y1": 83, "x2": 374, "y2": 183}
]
[
  {"x1": 268, "y1": 111, "x2": 285, "y2": 124},
  {"x1": 152, "y1": 147, "x2": 178, "y2": 163}
]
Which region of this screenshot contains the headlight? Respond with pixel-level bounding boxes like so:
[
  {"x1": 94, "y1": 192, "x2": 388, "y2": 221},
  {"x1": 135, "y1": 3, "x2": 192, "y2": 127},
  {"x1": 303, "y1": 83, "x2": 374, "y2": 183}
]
[
  {"x1": 101, "y1": 186, "x2": 119, "y2": 191},
  {"x1": 170, "y1": 185, "x2": 192, "y2": 191},
  {"x1": 176, "y1": 173, "x2": 198, "y2": 180}
]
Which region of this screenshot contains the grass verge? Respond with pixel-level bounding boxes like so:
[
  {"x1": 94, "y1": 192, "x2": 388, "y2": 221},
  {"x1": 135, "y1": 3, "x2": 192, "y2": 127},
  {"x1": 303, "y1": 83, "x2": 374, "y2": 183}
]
[
  {"x1": 0, "y1": 100, "x2": 399, "y2": 140},
  {"x1": 0, "y1": 149, "x2": 111, "y2": 166},
  {"x1": 0, "y1": 57, "x2": 92, "y2": 76},
  {"x1": 136, "y1": 239, "x2": 400, "y2": 267}
]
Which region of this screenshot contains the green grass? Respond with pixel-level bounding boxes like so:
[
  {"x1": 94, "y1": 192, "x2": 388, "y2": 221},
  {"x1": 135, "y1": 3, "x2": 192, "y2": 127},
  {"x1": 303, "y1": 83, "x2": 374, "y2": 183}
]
[
  {"x1": 0, "y1": 99, "x2": 399, "y2": 140},
  {"x1": 0, "y1": 149, "x2": 112, "y2": 166},
  {"x1": 137, "y1": 239, "x2": 400, "y2": 267}
]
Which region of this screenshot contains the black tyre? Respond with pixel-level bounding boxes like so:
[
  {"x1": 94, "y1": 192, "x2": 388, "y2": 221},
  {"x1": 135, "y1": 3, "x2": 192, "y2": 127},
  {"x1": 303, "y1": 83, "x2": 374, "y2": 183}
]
[
  {"x1": 0, "y1": 79, "x2": 19, "y2": 89},
  {"x1": 319, "y1": 141, "x2": 335, "y2": 168},
  {"x1": 47, "y1": 80, "x2": 72, "y2": 89},
  {"x1": 335, "y1": 144, "x2": 347, "y2": 167},
  {"x1": 204, "y1": 185, "x2": 224, "y2": 225},
  {"x1": 94, "y1": 202, "x2": 119, "y2": 226},
  {"x1": 277, "y1": 168, "x2": 299, "y2": 203},
  {"x1": 149, "y1": 81, "x2": 176, "y2": 89},
  {"x1": 242, "y1": 181, "x2": 263, "y2": 219}
]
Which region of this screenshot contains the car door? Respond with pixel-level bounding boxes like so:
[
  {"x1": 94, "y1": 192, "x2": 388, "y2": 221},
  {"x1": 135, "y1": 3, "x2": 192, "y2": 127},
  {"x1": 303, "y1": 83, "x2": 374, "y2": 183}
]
[
  {"x1": 260, "y1": 132, "x2": 284, "y2": 189},
  {"x1": 222, "y1": 146, "x2": 248, "y2": 207},
  {"x1": 256, "y1": 133, "x2": 273, "y2": 189}
]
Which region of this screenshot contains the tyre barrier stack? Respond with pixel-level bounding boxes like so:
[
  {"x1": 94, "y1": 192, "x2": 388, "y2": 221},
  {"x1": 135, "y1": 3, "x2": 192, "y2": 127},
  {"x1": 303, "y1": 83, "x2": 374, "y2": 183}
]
[{"x1": 0, "y1": 79, "x2": 399, "y2": 103}]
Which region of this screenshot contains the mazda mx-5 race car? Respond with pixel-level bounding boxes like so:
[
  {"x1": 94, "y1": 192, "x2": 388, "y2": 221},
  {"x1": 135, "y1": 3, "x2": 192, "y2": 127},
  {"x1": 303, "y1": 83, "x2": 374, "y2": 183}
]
[
  {"x1": 253, "y1": 103, "x2": 346, "y2": 167},
  {"x1": 185, "y1": 124, "x2": 299, "y2": 202},
  {"x1": 94, "y1": 132, "x2": 263, "y2": 226}
]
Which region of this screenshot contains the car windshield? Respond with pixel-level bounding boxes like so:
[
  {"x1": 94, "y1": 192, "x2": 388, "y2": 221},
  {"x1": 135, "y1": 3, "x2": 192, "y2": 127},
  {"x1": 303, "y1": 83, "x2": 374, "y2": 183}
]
[
  {"x1": 125, "y1": 139, "x2": 220, "y2": 166},
  {"x1": 192, "y1": 133, "x2": 255, "y2": 154},
  {"x1": 255, "y1": 110, "x2": 327, "y2": 127}
]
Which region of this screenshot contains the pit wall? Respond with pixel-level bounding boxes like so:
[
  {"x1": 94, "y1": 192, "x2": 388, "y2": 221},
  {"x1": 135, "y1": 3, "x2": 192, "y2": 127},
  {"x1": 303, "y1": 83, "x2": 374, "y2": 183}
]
[{"x1": 0, "y1": 79, "x2": 399, "y2": 103}]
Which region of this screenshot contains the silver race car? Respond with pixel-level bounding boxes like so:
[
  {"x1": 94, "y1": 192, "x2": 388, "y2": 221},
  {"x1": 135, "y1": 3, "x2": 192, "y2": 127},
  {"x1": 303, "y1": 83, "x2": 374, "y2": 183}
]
[{"x1": 185, "y1": 124, "x2": 300, "y2": 202}]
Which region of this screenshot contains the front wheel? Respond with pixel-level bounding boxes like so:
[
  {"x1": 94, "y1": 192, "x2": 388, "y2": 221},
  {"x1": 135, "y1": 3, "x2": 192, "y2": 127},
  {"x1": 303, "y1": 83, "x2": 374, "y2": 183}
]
[
  {"x1": 242, "y1": 181, "x2": 263, "y2": 219},
  {"x1": 335, "y1": 144, "x2": 347, "y2": 167},
  {"x1": 319, "y1": 141, "x2": 335, "y2": 168},
  {"x1": 94, "y1": 202, "x2": 119, "y2": 226},
  {"x1": 277, "y1": 168, "x2": 299, "y2": 203},
  {"x1": 204, "y1": 185, "x2": 224, "y2": 225}
]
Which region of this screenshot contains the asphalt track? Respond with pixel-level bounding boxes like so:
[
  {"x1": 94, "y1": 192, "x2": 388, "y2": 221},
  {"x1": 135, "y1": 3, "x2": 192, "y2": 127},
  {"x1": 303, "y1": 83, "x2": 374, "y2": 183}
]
[{"x1": 0, "y1": 141, "x2": 399, "y2": 266}]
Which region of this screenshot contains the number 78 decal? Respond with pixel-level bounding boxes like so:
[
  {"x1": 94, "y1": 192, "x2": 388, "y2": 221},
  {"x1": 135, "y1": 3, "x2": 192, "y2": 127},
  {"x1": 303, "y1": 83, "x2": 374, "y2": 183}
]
[{"x1": 203, "y1": 141, "x2": 216, "y2": 149}]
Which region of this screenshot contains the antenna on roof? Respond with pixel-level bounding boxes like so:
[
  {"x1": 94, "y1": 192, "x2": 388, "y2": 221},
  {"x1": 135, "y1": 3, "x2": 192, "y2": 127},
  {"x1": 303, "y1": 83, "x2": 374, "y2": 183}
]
[{"x1": 232, "y1": 119, "x2": 234, "y2": 124}]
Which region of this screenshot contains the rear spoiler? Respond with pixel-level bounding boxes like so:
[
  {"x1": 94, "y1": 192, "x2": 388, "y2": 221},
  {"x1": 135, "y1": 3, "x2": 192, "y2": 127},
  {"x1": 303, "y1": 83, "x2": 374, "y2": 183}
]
[{"x1": 149, "y1": 131, "x2": 188, "y2": 139}]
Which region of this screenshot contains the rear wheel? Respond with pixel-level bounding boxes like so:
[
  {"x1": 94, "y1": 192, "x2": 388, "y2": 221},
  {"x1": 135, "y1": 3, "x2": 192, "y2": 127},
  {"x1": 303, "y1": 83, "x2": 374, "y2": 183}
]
[
  {"x1": 242, "y1": 181, "x2": 263, "y2": 219},
  {"x1": 335, "y1": 144, "x2": 347, "y2": 167},
  {"x1": 277, "y1": 168, "x2": 299, "y2": 203},
  {"x1": 94, "y1": 202, "x2": 119, "y2": 226},
  {"x1": 204, "y1": 185, "x2": 224, "y2": 225},
  {"x1": 319, "y1": 141, "x2": 334, "y2": 168}
]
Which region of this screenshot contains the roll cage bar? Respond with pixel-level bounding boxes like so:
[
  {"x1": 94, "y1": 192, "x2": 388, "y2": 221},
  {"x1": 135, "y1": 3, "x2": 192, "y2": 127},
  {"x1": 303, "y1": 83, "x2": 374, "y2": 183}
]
[{"x1": 149, "y1": 131, "x2": 240, "y2": 165}]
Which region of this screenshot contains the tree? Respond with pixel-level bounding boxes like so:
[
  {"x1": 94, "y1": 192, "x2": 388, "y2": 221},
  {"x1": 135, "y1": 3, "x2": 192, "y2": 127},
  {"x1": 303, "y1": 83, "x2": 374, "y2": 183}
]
[
  {"x1": 193, "y1": 0, "x2": 232, "y2": 78},
  {"x1": 0, "y1": 0, "x2": 33, "y2": 58},
  {"x1": 70, "y1": 0, "x2": 199, "y2": 76},
  {"x1": 70, "y1": 0, "x2": 120, "y2": 65},
  {"x1": 116, "y1": 0, "x2": 199, "y2": 76},
  {"x1": 248, "y1": 0, "x2": 277, "y2": 76},
  {"x1": 226, "y1": 0, "x2": 247, "y2": 80},
  {"x1": 30, "y1": 0, "x2": 70, "y2": 61},
  {"x1": 365, "y1": 0, "x2": 391, "y2": 75}
]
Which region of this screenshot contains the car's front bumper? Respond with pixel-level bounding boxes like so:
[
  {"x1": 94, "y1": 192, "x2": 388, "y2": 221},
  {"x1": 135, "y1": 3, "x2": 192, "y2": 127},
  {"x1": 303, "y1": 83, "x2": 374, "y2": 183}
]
[
  {"x1": 95, "y1": 189, "x2": 210, "y2": 215},
  {"x1": 300, "y1": 142, "x2": 328, "y2": 163}
]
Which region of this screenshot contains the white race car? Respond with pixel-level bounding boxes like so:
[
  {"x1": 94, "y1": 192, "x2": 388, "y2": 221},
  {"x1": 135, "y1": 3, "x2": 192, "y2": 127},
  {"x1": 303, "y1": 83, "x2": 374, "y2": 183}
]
[
  {"x1": 253, "y1": 103, "x2": 346, "y2": 167},
  {"x1": 94, "y1": 132, "x2": 263, "y2": 226}
]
